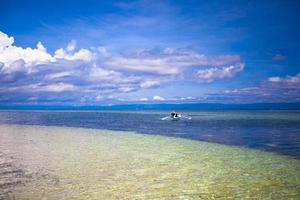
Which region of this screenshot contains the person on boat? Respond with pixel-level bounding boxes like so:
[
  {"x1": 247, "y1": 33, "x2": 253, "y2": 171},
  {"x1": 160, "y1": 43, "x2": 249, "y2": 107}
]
[
  {"x1": 171, "y1": 111, "x2": 178, "y2": 118},
  {"x1": 171, "y1": 111, "x2": 175, "y2": 118}
]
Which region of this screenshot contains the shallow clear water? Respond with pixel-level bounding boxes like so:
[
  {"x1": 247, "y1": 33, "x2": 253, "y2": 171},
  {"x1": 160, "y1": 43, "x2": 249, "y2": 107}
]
[
  {"x1": 1, "y1": 124, "x2": 300, "y2": 199},
  {"x1": 0, "y1": 110, "x2": 300, "y2": 158}
]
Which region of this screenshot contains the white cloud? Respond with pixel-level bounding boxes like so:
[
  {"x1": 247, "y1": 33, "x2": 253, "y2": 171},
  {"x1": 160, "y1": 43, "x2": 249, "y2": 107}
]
[
  {"x1": 0, "y1": 31, "x2": 94, "y2": 74},
  {"x1": 119, "y1": 86, "x2": 135, "y2": 92},
  {"x1": 268, "y1": 77, "x2": 281, "y2": 82},
  {"x1": 41, "y1": 83, "x2": 77, "y2": 92},
  {"x1": 54, "y1": 48, "x2": 93, "y2": 61},
  {"x1": 95, "y1": 95, "x2": 103, "y2": 100},
  {"x1": 180, "y1": 96, "x2": 196, "y2": 100},
  {"x1": 106, "y1": 56, "x2": 180, "y2": 74},
  {"x1": 0, "y1": 31, "x2": 246, "y2": 103},
  {"x1": 0, "y1": 83, "x2": 77, "y2": 93},
  {"x1": 268, "y1": 73, "x2": 300, "y2": 84},
  {"x1": 207, "y1": 73, "x2": 300, "y2": 102},
  {"x1": 24, "y1": 83, "x2": 76, "y2": 92},
  {"x1": 89, "y1": 64, "x2": 140, "y2": 85},
  {"x1": 106, "y1": 48, "x2": 243, "y2": 75},
  {"x1": 89, "y1": 65, "x2": 121, "y2": 81},
  {"x1": 197, "y1": 63, "x2": 244, "y2": 82},
  {"x1": 153, "y1": 95, "x2": 165, "y2": 101},
  {"x1": 54, "y1": 40, "x2": 94, "y2": 61},
  {"x1": 0, "y1": 32, "x2": 14, "y2": 49},
  {"x1": 44, "y1": 71, "x2": 74, "y2": 80},
  {"x1": 97, "y1": 47, "x2": 109, "y2": 57},
  {"x1": 140, "y1": 80, "x2": 161, "y2": 88},
  {"x1": 0, "y1": 36, "x2": 53, "y2": 69},
  {"x1": 286, "y1": 74, "x2": 300, "y2": 84},
  {"x1": 139, "y1": 97, "x2": 148, "y2": 101},
  {"x1": 4, "y1": 59, "x2": 26, "y2": 73}
]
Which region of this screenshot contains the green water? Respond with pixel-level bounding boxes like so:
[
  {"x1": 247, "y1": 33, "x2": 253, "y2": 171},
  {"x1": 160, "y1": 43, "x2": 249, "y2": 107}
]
[{"x1": 1, "y1": 124, "x2": 300, "y2": 199}]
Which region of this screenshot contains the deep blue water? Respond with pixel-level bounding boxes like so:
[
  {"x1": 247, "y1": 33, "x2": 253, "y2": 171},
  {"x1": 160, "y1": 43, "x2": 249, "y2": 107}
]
[{"x1": 0, "y1": 110, "x2": 300, "y2": 159}]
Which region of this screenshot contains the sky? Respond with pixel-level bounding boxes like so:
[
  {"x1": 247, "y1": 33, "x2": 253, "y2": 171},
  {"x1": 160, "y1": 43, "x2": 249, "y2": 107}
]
[{"x1": 0, "y1": 0, "x2": 300, "y2": 104}]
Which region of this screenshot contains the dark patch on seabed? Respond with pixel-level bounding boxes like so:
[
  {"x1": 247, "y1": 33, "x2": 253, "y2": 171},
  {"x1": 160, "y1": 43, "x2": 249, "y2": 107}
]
[
  {"x1": 0, "y1": 151, "x2": 60, "y2": 200},
  {"x1": 0, "y1": 152, "x2": 26, "y2": 200}
]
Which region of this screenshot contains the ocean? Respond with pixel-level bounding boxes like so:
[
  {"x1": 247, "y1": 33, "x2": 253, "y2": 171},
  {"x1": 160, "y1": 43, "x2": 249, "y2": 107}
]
[
  {"x1": 0, "y1": 110, "x2": 299, "y2": 158},
  {"x1": 0, "y1": 110, "x2": 300, "y2": 199}
]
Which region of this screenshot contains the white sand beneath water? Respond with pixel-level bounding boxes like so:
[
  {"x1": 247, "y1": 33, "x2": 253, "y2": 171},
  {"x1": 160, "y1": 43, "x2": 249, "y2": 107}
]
[{"x1": 0, "y1": 124, "x2": 300, "y2": 199}]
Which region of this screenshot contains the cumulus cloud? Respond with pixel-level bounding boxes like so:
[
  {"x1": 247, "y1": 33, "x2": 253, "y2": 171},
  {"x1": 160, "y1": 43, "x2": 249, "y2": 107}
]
[
  {"x1": 0, "y1": 31, "x2": 245, "y2": 104},
  {"x1": 0, "y1": 32, "x2": 14, "y2": 49},
  {"x1": 0, "y1": 41, "x2": 53, "y2": 71},
  {"x1": 54, "y1": 48, "x2": 93, "y2": 61},
  {"x1": 0, "y1": 31, "x2": 94, "y2": 73}
]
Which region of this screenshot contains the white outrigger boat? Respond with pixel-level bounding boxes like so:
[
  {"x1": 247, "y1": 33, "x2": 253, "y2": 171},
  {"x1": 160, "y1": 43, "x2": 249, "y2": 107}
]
[{"x1": 161, "y1": 111, "x2": 191, "y2": 121}]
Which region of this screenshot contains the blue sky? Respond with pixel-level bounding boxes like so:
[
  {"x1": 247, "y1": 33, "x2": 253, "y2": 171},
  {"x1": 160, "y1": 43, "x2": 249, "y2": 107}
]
[{"x1": 0, "y1": 0, "x2": 299, "y2": 104}]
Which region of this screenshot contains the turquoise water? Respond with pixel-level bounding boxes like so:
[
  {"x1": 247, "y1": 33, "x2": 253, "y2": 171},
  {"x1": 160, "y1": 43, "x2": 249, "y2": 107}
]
[
  {"x1": 0, "y1": 110, "x2": 299, "y2": 158},
  {"x1": 1, "y1": 124, "x2": 300, "y2": 199},
  {"x1": 1, "y1": 110, "x2": 300, "y2": 199}
]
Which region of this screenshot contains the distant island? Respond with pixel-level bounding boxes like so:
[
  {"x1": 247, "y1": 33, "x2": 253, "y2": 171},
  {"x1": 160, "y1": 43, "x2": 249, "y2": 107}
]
[{"x1": 1, "y1": 103, "x2": 300, "y2": 110}]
